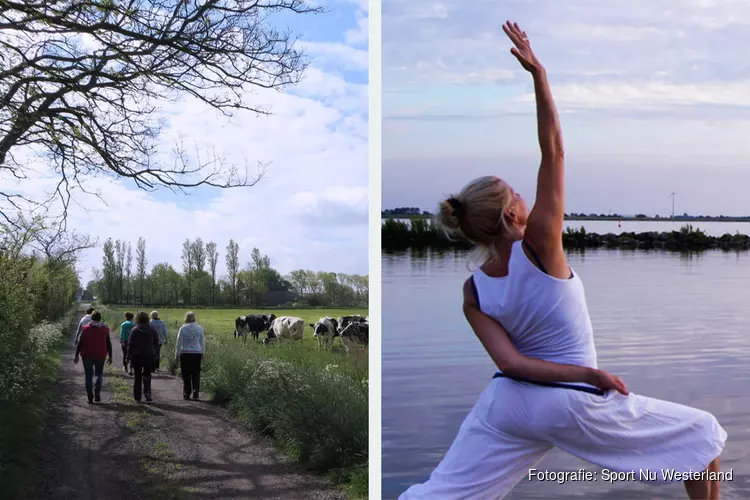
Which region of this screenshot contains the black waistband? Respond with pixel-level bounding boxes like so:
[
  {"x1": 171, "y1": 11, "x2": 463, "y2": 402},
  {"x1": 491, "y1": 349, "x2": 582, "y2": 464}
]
[{"x1": 493, "y1": 372, "x2": 606, "y2": 396}]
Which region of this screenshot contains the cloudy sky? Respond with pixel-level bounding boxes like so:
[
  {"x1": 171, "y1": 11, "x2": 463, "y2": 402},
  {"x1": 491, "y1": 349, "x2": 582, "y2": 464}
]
[
  {"x1": 383, "y1": 0, "x2": 750, "y2": 217},
  {"x1": 6, "y1": 0, "x2": 368, "y2": 284}
]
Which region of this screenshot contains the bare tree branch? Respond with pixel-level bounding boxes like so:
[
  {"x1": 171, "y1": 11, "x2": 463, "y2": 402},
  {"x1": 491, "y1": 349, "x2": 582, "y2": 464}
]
[
  {"x1": 0, "y1": 0, "x2": 321, "y2": 222},
  {"x1": 0, "y1": 211, "x2": 97, "y2": 266}
]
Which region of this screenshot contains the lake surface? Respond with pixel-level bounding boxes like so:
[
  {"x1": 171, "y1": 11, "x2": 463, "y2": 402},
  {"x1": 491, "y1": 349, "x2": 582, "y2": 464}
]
[{"x1": 382, "y1": 227, "x2": 750, "y2": 499}]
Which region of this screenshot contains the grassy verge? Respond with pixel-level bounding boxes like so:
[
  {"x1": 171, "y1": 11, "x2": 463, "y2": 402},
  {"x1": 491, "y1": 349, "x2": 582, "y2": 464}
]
[
  {"x1": 0, "y1": 311, "x2": 76, "y2": 500},
  {"x1": 97, "y1": 304, "x2": 369, "y2": 499},
  {"x1": 202, "y1": 340, "x2": 369, "y2": 499},
  {"x1": 104, "y1": 364, "x2": 187, "y2": 499}
]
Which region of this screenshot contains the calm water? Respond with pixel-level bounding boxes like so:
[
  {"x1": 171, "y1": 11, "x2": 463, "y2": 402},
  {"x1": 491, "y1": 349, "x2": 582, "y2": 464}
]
[{"x1": 383, "y1": 228, "x2": 750, "y2": 499}]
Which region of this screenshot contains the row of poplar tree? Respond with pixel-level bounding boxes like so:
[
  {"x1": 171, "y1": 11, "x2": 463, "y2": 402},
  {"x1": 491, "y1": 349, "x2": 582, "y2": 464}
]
[{"x1": 89, "y1": 237, "x2": 368, "y2": 308}]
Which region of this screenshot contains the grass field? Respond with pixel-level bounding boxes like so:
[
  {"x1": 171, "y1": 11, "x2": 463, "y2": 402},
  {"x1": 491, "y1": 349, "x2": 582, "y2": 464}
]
[
  {"x1": 98, "y1": 305, "x2": 369, "y2": 499},
  {"x1": 106, "y1": 306, "x2": 367, "y2": 348}
]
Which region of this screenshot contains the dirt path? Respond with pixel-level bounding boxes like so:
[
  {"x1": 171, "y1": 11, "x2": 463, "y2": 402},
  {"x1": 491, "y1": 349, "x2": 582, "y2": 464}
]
[{"x1": 22, "y1": 306, "x2": 345, "y2": 500}]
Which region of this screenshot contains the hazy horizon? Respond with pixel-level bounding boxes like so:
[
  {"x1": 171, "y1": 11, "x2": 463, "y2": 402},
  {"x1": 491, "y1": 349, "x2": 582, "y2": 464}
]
[{"x1": 383, "y1": 0, "x2": 750, "y2": 216}]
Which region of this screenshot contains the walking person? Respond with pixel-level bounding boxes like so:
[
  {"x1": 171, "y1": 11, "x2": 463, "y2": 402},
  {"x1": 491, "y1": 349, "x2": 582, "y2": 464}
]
[
  {"x1": 149, "y1": 311, "x2": 168, "y2": 373},
  {"x1": 119, "y1": 312, "x2": 135, "y2": 375},
  {"x1": 175, "y1": 311, "x2": 205, "y2": 400},
  {"x1": 127, "y1": 311, "x2": 159, "y2": 403},
  {"x1": 73, "y1": 310, "x2": 113, "y2": 404},
  {"x1": 74, "y1": 306, "x2": 95, "y2": 345},
  {"x1": 400, "y1": 22, "x2": 726, "y2": 500}
]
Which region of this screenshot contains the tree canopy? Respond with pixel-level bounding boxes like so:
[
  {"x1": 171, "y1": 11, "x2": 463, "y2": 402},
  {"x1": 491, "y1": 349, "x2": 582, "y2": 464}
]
[
  {"x1": 0, "y1": 0, "x2": 320, "y2": 225},
  {"x1": 92, "y1": 236, "x2": 368, "y2": 308}
]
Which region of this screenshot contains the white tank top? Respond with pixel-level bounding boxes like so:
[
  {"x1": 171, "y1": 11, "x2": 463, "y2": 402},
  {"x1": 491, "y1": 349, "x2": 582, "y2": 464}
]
[{"x1": 472, "y1": 240, "x2": 598, "y2": 369}]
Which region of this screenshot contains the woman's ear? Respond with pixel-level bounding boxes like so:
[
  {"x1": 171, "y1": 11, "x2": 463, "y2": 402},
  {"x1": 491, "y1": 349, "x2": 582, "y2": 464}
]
[{"x1": 504, "y1": 208, "x2": 517, "y2": 224}]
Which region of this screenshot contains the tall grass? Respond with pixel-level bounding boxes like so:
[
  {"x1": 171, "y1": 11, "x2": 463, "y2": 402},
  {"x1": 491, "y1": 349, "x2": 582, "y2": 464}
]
[
  {"x1": 203, "y1": 341, "x2": 368, "y2": 471},
  {"x1": 0, "y1": 312, "x2": 75, "y2": 500}
]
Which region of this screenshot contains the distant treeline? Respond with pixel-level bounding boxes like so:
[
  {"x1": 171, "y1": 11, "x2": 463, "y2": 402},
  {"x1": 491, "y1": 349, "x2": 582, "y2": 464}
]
[
  {"x1": 382, "y1": 210, "x2": 750, "y2": 222},
  {"x1": 90, "y1": 238, "x2": 368, "y2": 309},
  {"x1": 382, "y1": 218, "x2": 750, "y2": 252},
  {"x1": 382, "y1": 207, "x2": 432, "y2": 217},
  {"x1": 566, "y1": 213, "x2": 750, "y2": 222}
]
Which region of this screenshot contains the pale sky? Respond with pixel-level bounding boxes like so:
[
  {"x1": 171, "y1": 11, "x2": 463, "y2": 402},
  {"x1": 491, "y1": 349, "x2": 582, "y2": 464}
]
[
  {"x1": 5, "y1": 0, "x2": 368, "y2": 284},
  {"x1": 382, "y1": 0, "x2": 750, "y2": 217}
]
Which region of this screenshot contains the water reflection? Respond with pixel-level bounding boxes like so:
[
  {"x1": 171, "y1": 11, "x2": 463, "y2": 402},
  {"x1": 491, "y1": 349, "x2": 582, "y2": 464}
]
[{"x1": 382, "y1": 248, "x2": 750, "y2": 500}]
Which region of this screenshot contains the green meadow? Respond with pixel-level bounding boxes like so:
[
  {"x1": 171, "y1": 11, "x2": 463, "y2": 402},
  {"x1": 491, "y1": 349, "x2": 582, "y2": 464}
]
[{"x1": 116, "y1": 307, "x2": 368, "y2": 347}]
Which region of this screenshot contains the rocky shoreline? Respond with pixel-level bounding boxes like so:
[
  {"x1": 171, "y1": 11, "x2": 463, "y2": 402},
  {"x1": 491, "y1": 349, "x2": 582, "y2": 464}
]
[{"x1": 381, "y1": 219, "x2": 750, "y2": 252}]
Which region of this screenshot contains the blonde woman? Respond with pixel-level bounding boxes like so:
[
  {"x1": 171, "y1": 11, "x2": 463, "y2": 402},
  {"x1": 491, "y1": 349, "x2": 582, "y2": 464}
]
[
  {"x1": 175, "y1": 311, "x2": 205, "y2": 400},
  {"x1": 400, "y1": 21, "x2": 726, "y2": 500}
]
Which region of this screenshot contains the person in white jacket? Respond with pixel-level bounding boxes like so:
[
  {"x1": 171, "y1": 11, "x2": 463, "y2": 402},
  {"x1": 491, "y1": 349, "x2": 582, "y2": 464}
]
[
  {"x1": 74, "y1": 306, "x2": 95, "y2": 345},
  {"x1": 175, "y1": 311, "x2": 205, "y2": 400},
  {"x1": 149, "y1": 311, "x2": 168, "y2": 373}
]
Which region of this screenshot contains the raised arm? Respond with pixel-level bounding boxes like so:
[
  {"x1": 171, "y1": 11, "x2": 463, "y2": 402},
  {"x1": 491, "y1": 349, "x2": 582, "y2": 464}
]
[
  {"x1": 503, "y1": 21, "x2": 568, "y2": 274},
  {"x1": 463, "y1": 279, "x2": 628, "y2": 394}
]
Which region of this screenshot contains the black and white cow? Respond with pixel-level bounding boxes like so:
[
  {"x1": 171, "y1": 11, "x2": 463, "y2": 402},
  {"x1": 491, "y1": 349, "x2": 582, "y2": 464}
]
[
  {"x1": 309, "y1": 317, "x2": 339, "y2": 349},
  {"x1": 234, "y1": 314, "x2": 274, "y2": 342},
  {"x1": 263, "y1": 313, "x2": 277, "y2": 329},
  {"x1": 339, "y1": 319, "x2": 369, "y2": 353},
  {"x1": 336, "y1": 315, "x2": 365, "y2": 334},
  {"x1": 263, "y1": 316, "x2": 305, "y2": 344}
]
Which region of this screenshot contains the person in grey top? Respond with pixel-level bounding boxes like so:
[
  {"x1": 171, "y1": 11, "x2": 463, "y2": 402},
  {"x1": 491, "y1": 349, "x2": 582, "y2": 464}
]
[
  {"x1": 150, "y1": 310, "x2": 168, "y2": 373},
  {"x1": 74, "y1": 306, "x2": 95, "y2": 345},
  {"x1": 175, "y1": 311, "x2": 205, "y2": 400}
]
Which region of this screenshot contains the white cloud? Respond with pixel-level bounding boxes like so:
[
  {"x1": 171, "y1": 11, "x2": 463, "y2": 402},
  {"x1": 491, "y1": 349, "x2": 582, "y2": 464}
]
[
  {"x1": 517, "y1": 81, "x2": 750, "y2": 112},
  {"x1": 3, "y1": 9, "x2": 368, "y2": 285},
  {"x1": 383, "y1": 0, "x2": 750, "y2": 94},
  {"x1": 345, "y1": 15, "x2": 369, "y2": 46},
  {"x1": 382, "y1": 0, "x2": 750, "y2": 215},
  {"x1": 303, "y1": 41, "x2": 368, "y2": 71}
]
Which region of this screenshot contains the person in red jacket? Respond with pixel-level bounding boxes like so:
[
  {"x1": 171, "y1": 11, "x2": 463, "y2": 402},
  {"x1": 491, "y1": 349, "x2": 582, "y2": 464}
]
[{"x1": 74, "y1": 310, "x2": 113, "y2": 404}]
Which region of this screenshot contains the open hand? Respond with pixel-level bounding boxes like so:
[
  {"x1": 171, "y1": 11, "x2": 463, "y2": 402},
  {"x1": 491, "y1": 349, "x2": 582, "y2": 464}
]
[
  {"x1": 590, "y1": 369, "x2": 629, "y2": 395},
  {"x1": 502, "y1": 21, "x2": 543, "y2": 74}
]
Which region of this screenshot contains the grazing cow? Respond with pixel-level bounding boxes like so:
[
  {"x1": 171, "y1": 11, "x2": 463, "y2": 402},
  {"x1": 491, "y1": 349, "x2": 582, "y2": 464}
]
[
  {"x1": 262, "y1": 313, "x2": 277, "y2": 326},
  {"x1": 339, "y1": 320, "x2": 369, "y2": 353},
  {"x1": 336, "y1": 315, "x2": 365, "y2": 335},
  {"x1": 336, "y1": 315, "x2": 366, "y2": 347},
  {"x1": 234, "y1": 314, "x2": 273, "y2": 342},
  {"x1": 263, "y1": 316, "x2": 305, "y2": 345},
  {"x1": 309, "y1": 317, "x2": 339, "y2": 349}
]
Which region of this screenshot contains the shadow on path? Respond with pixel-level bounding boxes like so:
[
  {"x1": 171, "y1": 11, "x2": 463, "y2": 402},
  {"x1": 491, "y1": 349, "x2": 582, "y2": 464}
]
[
  {"x1": 22, "y1": 304, "x2": 345, "y2": 500},
  {"x1": 22, "y1": 306, "x2": 149, "y2": 500}
]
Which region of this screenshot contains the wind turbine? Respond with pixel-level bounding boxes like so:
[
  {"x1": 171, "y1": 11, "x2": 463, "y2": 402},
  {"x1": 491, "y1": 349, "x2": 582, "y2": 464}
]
[{"x1": 668, "y1": 192, "x2": 676, "y2": 218}]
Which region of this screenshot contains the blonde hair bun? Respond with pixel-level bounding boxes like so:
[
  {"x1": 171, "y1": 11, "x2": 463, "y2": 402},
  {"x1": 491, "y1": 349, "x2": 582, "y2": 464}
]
[
  {"x1": 435, "y1": 176, "x2": 518, "y2": 265},
  {"x1": 437, "y1": 197, "x2": 462, "y2": 232}
]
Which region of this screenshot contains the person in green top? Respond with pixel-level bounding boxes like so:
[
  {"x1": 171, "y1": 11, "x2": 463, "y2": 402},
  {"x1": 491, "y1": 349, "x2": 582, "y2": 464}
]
[{"x1": 119, "y1": 312, "x2": 135, "y2": 375}]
